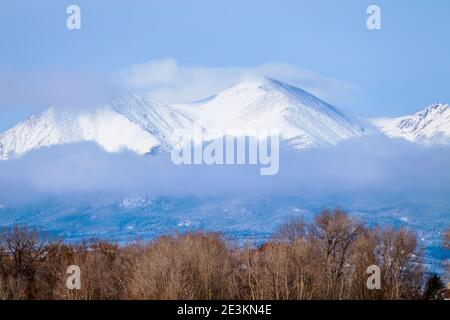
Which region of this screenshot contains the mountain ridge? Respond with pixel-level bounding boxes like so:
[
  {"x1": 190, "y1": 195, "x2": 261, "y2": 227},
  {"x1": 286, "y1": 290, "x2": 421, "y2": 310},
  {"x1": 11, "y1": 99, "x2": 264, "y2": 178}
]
[
  {"x1": 0, "y1": 95, "x2": 194, "y2": 159},
  {"x1": 174, "y1": 77, "x2": 368, "y2": 149},
  {"x1": 1, "y1": 78, "x2": 449, "y2": 159},
  {"x1": 372, "y1": 102, "x2": 450, "y2": 145}
]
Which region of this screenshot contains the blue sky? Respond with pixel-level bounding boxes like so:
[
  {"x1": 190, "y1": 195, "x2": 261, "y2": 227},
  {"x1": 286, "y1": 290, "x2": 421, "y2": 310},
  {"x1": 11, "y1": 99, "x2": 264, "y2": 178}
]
[{"x1": 1, "y1": 0, "x2": 450, "y2": 131}]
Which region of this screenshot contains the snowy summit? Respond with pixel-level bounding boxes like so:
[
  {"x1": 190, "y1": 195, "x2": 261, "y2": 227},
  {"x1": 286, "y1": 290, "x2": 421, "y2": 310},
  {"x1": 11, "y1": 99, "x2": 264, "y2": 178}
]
[{"x1": 0, "y1": 78, "x2": 449, "y2": 160}]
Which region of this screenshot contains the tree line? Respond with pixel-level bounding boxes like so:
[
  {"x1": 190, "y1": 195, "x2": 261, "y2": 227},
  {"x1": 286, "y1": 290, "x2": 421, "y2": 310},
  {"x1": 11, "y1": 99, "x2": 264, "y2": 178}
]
[{"x1": 0, "y1": 209, "x2": 448, "y2": 300}]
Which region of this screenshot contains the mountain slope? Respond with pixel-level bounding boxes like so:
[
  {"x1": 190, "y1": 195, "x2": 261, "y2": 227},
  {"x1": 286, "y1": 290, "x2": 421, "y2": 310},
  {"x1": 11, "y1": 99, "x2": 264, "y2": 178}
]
[
  {"x1": 0, "y1": 94, "x2": 193, "y2": 159},
  {"x1": 373, "y1": 103, "x2": 450, "y2": 145},
  {"x1": 3, "y1": 78, "x2": 448, "y2": 160},
  {"x1": 175, "y1": 77, "x2": 367, "y2": 148},
  {"x1": 0, "y1": 78, "x2": 370, "y2": 159},
  {"x1": 111, "y1": 93, "x2": 196, "y2": 149}
]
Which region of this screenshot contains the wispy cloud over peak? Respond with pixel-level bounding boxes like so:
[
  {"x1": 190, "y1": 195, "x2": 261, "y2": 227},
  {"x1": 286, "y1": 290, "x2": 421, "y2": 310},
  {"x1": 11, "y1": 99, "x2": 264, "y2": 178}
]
[{"x1": 118, "y1": 57, "x2": 361, "y2": 107}]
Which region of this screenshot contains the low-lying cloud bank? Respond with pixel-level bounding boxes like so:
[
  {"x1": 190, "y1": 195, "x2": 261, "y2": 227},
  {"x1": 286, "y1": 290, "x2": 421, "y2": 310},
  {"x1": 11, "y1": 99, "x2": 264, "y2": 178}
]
[{"x1": 1, "y1": 136, "x2": 449, "y2": 205}]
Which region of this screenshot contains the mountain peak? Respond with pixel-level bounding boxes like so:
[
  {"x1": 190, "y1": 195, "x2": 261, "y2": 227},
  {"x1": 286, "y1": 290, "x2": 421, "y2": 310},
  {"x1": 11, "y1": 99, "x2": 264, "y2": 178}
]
[
  {"x1": 373, "y1": 102, "x2": 450, "y2": 144},
  {"x1": 2, "y1": 77, "x2": 448, "y2": 160},
  {"x1": 0, "y1": 94, "x2": 194, "y2": 159},
  {"x1": 225, "y1": 76, "x2": 307, "y2": 96},
  {"x1": 420, "y1": 102, "x2": 449, "y2": 115},
  {"x1": 175, "y1": 77, "x2": 366, "y2": 149},
  {"x1": 231, "y1": 76, "x2": 283, "y2": 88}
]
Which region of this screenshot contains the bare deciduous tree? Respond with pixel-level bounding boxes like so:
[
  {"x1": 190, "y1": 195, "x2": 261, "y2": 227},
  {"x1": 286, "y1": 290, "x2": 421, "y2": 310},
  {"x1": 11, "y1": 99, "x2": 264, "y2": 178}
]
[
  {"x1": 0, "y1": 210, "x2": 428, "y2": 300},
  {"x1": 128, "y1": 232, "x2": 232, "y2": 300},
  {"x1": 0, "y1": 226, "x2": 59, "y2": 299},
  {"x1": 308, "y1": 209, "x2": 364, "y2": 299}
]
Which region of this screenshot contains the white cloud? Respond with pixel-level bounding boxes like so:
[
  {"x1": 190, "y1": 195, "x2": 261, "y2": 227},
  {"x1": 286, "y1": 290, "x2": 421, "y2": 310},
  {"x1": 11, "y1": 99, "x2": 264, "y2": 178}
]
[
  {"x1": 0, "y1": 58, "x2": 361, "y2": 128},
  {"x1": 119, "y1": 57, "x2": 361, "y2": 107},
  {"x1": 1, "y1": 136, "x2": 449, "y2": 201}
]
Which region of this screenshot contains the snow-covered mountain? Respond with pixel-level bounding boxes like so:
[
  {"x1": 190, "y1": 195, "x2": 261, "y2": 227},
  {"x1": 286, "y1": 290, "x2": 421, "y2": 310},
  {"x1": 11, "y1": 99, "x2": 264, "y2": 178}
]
[
  {"x1": 174, "y1": 77, "x2": 367, "y2": 149},
  {"x1": 0, "y1": 94, "x2": 194, "y2": 159},
  {"x1": 0, "y1": 79, "x2": 449, "y2": 272},
  {"x1": 1, "y1": 77, "x2": 449, "y2": 160},
  {"x1": 0, "y1": 78, "x2": 368, "y2": 159},
  {"x1": 373, "y1": 103, "x2": 450, "y2": 145}
]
